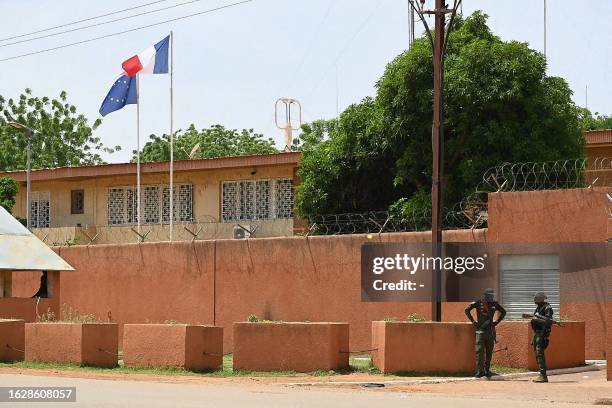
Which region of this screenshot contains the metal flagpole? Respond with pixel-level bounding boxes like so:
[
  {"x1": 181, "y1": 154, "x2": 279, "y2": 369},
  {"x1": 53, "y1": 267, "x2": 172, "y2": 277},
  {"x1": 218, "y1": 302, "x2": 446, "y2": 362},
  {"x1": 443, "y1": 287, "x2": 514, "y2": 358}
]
[
  {"x1": 543, "y1": 0, "x2": 547, "y2": 58},
  {"x1": 169, "y1": 31, "x2": 174, "y2": 241},
  {"x1": 136, "y1": 74, "x2": 141, "y2": 234}
]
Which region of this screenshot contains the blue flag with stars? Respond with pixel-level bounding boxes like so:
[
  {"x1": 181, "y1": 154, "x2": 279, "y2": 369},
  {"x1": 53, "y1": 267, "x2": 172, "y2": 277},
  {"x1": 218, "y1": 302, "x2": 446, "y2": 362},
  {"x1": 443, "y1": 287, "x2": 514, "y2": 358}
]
[{"x1": 99, "y1": 74, "x2": 137, "y2": 117}]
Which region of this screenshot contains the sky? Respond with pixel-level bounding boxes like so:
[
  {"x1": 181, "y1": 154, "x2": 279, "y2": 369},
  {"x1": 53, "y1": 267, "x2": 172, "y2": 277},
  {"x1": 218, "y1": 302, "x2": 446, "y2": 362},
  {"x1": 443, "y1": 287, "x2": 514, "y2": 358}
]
[{"x1": 0, "y1": 0, "x2": 610, "y2": 163}]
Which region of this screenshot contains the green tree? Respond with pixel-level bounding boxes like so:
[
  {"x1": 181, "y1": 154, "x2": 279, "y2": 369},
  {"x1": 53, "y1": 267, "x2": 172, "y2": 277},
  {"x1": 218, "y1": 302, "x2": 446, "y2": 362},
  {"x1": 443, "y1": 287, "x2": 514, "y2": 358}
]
[
  {"x1": 0, "y1": 89, "x2": 119, "y2": 171},
  {"x1": 581, "y1": 109, "x2": 612, "y2": 130},
  {"x1": 0, "y1": 176, "x2": 18, "y2": 212},
  {"x1": 296, "y1": 12, "x2": 585, "y2": 221},
  {"x1": 135, "y1": 124, "x2": 278, "y2": 162}
]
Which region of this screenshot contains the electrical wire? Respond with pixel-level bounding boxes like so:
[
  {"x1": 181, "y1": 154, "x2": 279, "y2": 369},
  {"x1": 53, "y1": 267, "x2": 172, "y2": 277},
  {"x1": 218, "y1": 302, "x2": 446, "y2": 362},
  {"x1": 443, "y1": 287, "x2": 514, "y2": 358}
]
[
  {"x1": 0, "y1": 0, "x2": 253, "y2": 63},
  {"x1": 283, "y1": 1, "x2": 336, "y2": 94},
  {"x1": 304, "y1": 0, "x2": 383, "y2": 100},
  {"x1": 0, "y1": 0, "x2": 211, "y2": 49},
  {"x1": 0, "y1": 0, "x2": 170, "y2": 43}
]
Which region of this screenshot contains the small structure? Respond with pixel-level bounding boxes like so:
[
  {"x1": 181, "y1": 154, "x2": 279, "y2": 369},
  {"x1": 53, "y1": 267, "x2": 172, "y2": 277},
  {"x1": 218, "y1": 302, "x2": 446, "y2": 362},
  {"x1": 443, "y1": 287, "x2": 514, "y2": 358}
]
[{"x1": 0, "y1": 206, "x2": 74, "y2": 321}]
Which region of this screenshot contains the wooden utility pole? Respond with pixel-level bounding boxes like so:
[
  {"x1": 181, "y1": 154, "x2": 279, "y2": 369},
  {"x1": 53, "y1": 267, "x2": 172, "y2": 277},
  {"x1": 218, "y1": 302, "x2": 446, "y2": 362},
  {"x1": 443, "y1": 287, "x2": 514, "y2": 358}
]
[
  {"x1": 409, "y1": 0, "x2": 462, "y2": 322},
  {"x1": 430, "y1": 0, "x2": 445, "y2": 323}
]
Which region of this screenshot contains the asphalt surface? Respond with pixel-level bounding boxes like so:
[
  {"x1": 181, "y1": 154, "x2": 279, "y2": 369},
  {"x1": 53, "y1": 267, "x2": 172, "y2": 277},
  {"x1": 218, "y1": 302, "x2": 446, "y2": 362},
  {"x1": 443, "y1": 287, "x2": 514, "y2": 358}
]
[{"x1": 0, "y1": 372, "x2": 609, "y2": 408}]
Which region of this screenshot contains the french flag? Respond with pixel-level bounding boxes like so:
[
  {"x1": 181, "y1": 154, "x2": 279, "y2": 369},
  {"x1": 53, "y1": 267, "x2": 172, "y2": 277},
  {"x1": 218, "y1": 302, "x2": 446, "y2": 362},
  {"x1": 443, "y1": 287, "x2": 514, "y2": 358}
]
[
  {"x1": 99, "y1": 35, "x2": 170, "y2": 116},
  {"x1": 122, "y1": 35, "x2": 170, "y2": 77}
]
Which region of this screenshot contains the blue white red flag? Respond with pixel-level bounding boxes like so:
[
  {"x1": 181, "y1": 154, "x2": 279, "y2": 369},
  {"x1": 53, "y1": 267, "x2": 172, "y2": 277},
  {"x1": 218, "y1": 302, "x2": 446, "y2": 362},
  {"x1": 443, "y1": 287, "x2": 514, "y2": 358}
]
[
  {"x1": 99, "y1": 35, "x2": 170, "y2": 116},
  {"x1": 121, "y1": 35, "x2": 169, "y2": 77}
]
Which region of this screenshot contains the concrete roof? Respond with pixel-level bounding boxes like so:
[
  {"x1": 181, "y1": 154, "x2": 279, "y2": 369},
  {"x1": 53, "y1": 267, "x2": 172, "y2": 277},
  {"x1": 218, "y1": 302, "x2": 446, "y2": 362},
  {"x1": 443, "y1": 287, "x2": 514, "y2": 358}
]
[
  {"x1": 0, "y1": 206, "x2": 74, "y2": 271},
  {"x1": 0, "y1": 152, "x2": 301, "y2": 182}
]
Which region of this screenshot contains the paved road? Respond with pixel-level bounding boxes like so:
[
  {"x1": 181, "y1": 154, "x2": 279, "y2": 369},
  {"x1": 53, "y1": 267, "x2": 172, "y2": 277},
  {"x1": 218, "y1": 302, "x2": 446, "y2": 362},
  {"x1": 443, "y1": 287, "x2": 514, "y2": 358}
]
[{"x1": 0, "y1": 373, "x2": 607, "y2": 408}]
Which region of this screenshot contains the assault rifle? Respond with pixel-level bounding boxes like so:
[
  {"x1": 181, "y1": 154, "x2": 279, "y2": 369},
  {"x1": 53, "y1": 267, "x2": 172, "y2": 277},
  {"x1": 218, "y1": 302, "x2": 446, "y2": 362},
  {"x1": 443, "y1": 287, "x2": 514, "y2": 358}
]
[{"x1": 521, "y1": 312, "x2": 563, "y2": 327}]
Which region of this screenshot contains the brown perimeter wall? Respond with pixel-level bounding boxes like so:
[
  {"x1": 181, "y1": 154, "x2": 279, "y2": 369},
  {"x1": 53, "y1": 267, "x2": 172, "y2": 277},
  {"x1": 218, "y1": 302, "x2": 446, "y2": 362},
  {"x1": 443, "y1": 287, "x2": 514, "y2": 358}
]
[{"x1": 10, "y1": 188, "x2": 610, "y2": 358}]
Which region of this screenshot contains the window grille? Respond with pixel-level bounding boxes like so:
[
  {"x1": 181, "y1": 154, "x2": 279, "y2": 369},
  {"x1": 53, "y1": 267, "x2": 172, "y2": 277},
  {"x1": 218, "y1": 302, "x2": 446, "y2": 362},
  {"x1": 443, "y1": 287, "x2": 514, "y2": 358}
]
[
  {"x1": 30, "y1": 191, "x2": 50, "y2": 228},
  {"x1": 274, "y1": 179, "x2": 294, "y2": 219},
  {"x1": 107, "y1": 184, "x2": 193, "y2": 225},
  {"x1": 222, "y1": 178, "x2": 293, "y2": 222}
]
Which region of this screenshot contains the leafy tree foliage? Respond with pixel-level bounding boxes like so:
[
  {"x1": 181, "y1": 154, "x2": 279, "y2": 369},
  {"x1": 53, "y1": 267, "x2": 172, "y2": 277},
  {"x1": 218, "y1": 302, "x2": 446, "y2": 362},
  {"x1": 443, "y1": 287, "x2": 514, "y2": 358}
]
[
  {"x1": 295, "y1": 12, "x2": 585, "y2": 220},
  {"x1": 0, "y1": 176, "x2": 18, "y2": 212},
  {"x1": 582, "y1": 109, "x2": 612, "y2": 131},
  {"x1": 0, "y1": 89, "x2": 119, "y2": 171},
  {"x1": 135, "y1": 124, "x2": 278, "y2": 162}
]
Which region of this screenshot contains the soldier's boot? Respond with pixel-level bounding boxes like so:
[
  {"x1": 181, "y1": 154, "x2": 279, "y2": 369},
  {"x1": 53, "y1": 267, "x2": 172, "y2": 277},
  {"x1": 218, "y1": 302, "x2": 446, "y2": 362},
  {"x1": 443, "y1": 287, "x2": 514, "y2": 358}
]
[{"x1": 532, "y1": 372, "x2": 548, "y2": 383}]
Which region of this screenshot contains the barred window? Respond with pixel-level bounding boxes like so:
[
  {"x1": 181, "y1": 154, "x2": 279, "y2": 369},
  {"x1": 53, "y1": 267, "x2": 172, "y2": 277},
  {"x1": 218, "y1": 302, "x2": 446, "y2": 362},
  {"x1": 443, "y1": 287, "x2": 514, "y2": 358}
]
[
  {"x1": 107, "y1": 184, "x2": 193, "y2": 225},
  {"x1": 30, "y1": 191, "x2": 50, "y2": 228},
  {"x1": 222, "y1": 178, "x2": 293, "y2": 222}
]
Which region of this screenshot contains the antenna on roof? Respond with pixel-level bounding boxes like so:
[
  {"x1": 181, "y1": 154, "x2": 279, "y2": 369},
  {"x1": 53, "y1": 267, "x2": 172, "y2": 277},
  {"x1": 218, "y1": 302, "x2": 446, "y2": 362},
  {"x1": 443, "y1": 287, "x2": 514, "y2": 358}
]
[
  {"x1": 188, "y1": 143, "x2": 200, "y2": 159},
  {"x1": 275, "y1": 98, "x2": 302, "y2": 151}
]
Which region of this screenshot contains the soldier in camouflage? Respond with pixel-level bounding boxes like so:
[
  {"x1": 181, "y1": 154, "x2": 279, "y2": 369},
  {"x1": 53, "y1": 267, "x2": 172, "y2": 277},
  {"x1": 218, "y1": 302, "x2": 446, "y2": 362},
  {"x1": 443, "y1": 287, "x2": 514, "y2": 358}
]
[
  {"x1": 529, "y1": 292, "x2": 554, "y2": 383},
  {"x1": 465, "y1": 288, "x2": 507, "y2": 379}
]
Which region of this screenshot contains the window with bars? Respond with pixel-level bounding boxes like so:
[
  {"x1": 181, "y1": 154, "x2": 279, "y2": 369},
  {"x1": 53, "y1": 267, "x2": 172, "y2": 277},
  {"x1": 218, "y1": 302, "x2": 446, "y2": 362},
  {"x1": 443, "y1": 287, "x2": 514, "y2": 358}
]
[
  {"x1": 107, "y1": 184, "x2": 193, "y2": 225},
  {"x1": 30, "y1": 191, "x2": 51, "y2": 228},
  {"x1": 222, "y1": 179, "x2": 293, "y2": 222}
]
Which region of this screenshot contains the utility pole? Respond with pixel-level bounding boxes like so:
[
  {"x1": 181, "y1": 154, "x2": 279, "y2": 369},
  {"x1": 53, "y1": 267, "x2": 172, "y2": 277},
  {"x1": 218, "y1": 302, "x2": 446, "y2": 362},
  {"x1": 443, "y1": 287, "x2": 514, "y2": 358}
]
[
  {"x1": 409, "y1": 0, "x2": 462, "y2": 322},
  {"x1": 7, "y1": 123, "x2": 34, "y2": 229},
  {"x1": 431, "y1": 0, "x2": 445, "y2": 324}
]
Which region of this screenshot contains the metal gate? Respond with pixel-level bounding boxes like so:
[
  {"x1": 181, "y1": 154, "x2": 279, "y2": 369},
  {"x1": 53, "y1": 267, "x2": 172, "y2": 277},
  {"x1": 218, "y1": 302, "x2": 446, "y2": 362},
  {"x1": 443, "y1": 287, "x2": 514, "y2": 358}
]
[{"x1": 500, "y1": 254, "x2": 560, "y2": 319}]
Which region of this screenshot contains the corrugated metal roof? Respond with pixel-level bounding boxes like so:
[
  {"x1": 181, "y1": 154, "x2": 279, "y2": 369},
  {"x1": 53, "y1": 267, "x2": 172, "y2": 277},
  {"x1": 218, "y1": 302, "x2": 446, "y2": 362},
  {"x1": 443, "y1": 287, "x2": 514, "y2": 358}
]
[
  {"x1": 584, "y1": 129, "x2": 612, "y2": 145},
  {"x1": 0, "y1": 152, "x2": 301, "y2": 182},
  {"x1": 0, "y1": 207, "x2": 74, "y2": 271}
]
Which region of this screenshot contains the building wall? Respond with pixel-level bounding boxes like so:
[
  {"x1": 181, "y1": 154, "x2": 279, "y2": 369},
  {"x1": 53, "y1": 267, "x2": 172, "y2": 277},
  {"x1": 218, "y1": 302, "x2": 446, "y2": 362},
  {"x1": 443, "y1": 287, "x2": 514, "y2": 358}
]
[
  {"x1": 488, "y1": 187, "x2": 610, "y2": 359},
  {"x1": 12, "y1": 164, "x2": 296, "y2": 228},
  {"x1": 587, "y1": 145, "x2": 612, "y2": 160}
]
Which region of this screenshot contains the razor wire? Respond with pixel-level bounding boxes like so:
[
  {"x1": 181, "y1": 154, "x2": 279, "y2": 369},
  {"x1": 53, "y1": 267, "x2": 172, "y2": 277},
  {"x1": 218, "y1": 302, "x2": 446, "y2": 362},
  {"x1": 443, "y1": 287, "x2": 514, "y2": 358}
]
[
  {"x1": 32, "y1": 216, "x2": 295, "y2": 246},
  {"x1": 32, "y1": 158, "x2": 611, "y2": 242},
  {"x1": 306, "y1": 157, "x2": 611, "y2": 236},
  {"x1": 480, "y1": 157, "x2": 611, "y2": 192}
]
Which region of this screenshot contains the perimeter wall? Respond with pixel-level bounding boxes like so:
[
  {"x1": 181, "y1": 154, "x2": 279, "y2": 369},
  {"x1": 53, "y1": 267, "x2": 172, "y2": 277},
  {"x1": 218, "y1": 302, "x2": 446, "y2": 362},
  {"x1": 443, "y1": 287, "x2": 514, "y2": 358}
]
[{"x1": 8, "y1": 188, "x2": 610, "y2": 358}]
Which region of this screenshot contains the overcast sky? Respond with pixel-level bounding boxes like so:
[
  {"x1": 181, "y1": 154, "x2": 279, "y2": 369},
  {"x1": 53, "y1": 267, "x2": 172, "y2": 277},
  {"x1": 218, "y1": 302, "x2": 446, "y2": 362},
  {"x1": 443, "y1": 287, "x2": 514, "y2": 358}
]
[{"x1": 0, "y1": 0, "x2": 610, "y2": 163}]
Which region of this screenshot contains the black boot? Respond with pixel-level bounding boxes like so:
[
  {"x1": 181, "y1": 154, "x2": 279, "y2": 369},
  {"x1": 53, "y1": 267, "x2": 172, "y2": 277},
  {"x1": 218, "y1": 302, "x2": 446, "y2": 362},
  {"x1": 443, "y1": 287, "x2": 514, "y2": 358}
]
[{"x1": 532, "y1": 371, "x2": 548, "y2": 383}]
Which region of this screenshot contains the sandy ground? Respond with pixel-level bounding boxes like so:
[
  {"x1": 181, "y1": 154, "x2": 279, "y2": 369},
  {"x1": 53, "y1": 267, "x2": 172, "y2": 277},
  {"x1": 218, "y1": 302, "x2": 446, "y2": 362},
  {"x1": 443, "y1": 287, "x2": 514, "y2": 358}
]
[
  {"x1": 0, "y1": 366, "x2": 434, "y2": 385},
  {"x1": 0, "y1": 366, "x2": 609, "y2": 407},
  {"x1": 0, "y1": 370, "x2": 610, "y2": 408}
]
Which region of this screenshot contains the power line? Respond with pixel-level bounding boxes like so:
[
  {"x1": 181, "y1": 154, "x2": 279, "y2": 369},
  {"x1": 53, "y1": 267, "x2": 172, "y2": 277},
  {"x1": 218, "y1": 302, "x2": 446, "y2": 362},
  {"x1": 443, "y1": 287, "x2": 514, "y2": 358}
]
[
  {"x1": 0, "y1": 0, "x2": 210, "y2": 49},
  {"x1": 284, "y1": 1, "x2": 336, "y2": 94},
  {"x1": 304, "y1": 0, "x2": 383, "y2": 100},
  {"x1": 0, "y1": 0, "x2": 170, "y2": 43},
  {"x1": 0, "y1": 0, "x2": 253, "y2": 63}
]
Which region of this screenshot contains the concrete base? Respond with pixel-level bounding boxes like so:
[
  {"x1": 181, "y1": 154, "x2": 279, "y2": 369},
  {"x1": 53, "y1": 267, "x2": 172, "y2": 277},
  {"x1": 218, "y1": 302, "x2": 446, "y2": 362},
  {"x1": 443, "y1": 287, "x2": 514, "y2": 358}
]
[
  {"x1": 494, "y1": 321, "x2": 585, "y2": 371},
  {"x1": 123, "y1": 324, "x2": 223, "y2": 371},
  {"x1": 233, "y1": 322, "x2": 349, "y2": 372},
  {"x1": 0, "y1": 319, "x2": 25, "y2": 362},
  {"x1": 25, "y1": 323, "x2": 118, "y2": 368},
  {"x1": 371, "y1": 321, "x2": 475, "y2": 374}
]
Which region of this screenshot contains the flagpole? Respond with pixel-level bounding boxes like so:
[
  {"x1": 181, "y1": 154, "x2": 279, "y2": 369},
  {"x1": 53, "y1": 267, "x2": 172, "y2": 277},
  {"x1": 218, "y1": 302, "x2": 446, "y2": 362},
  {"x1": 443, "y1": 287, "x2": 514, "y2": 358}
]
[
  {"x1": 169, "y1": 31, "x2": 174, "y2": 241},
  {"x1": 136, "y1": 74, "x2": 141, "y2": 235}
]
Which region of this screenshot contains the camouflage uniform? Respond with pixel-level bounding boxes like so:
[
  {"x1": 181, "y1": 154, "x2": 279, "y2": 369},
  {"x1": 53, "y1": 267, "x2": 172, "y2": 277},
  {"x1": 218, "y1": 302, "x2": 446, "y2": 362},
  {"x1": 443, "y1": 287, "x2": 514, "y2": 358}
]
[
  {"x1": 531, "y1": 300, "x2": 554, "y2": 381},
  {"x1": 465, "y1": 289, "x2": 507, "y2": 378}
]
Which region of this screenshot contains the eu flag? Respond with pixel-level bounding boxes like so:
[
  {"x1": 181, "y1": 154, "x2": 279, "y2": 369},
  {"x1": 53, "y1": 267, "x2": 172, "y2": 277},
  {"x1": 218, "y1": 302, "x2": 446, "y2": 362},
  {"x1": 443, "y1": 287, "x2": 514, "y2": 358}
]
[{"x1": 99, "y1": 74, "x2": 137, "y2": 117}]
